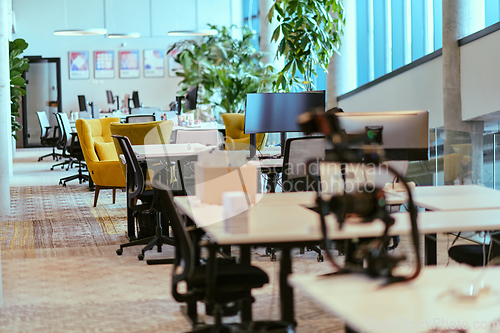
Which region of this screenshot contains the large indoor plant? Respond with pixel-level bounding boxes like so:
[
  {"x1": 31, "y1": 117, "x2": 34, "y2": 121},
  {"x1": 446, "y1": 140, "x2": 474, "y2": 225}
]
[
  {"x1": 9, "y1": 38, "x2": 29, "y2": 139},
  {"x1": 268, "y1": 0, "x2": 345, "y2": 92},
  {"x1": 168, "y1": 25, "x2": 273, "y2": 114}
]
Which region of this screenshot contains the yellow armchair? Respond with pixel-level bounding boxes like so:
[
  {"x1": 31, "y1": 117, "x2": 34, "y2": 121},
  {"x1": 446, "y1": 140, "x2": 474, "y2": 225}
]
[
  {"x1": 75, "y1": 117, "x2": 126, "y2": 207},
  {"x1": 109, "y1": 120, "x2": 174, "y2": 178},
  {"x1": 222, "y1": 113, "x2": 267, "y2": 150}
]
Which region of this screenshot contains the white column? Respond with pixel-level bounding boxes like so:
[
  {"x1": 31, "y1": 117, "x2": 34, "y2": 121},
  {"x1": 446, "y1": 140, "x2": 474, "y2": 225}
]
[
  {"x1": 0, "y1": 0, "x2": 12, "y2": 202},
  {"x1": 0, "y1": 0, "x2": 12, "y2": 307}
]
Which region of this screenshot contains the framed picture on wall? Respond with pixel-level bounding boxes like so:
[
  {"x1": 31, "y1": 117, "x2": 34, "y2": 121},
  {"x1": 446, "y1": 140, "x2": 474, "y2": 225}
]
[
  {"x1": 119, "y1": 50, "x2": 140, "y2": 78},
  {"x1": 167, "y1": 49, "x2": 183, "y2": 77},
  {"x1": 68, "y1": 51, "x2": 89, "y2": 79},
  {"x1": 143, "y1": 49, "x2": 164, "y2": 78},
  {"x1": 94, "y1": 51, "x2": 114, "y2": 79}
]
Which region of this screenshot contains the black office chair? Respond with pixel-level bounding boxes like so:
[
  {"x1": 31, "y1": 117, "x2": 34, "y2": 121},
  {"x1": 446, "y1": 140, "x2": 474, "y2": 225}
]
[
  {"x1": 266, "y1": 136, "x2": 325, "y2": 261},
  {"x1": 156, "y1": 185, "x2": 275, "y2": 332},
  {"x1": 36, "y1": 111, "x2": 62, "y2": 161},
  {"x1": 113, "y1": 135, "x2": 177, "y2": 261},
  {"x1": 55, "y1": 113, "x2": 90, "y2": 186},
  {"x1": 448, "y1": 233, "x2": 500, "y2": 266},
  {"x1": 51, "y1": 112, "x2": 81, "y2": 171},
  {"x1": 125, "y1": 114, "x2": 155, "y2": 123}
]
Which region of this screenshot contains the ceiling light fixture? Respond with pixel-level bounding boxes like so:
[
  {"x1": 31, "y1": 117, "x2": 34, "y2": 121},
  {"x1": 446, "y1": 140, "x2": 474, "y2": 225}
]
[
  {"x1": 107, "y1": 33, "x2": 140, "y2": 38},
  {"x1": 167, "y1": 29, "x2": 218, "y2": 37},
  {"x1": 54, "y1": 28, "x2": 107, "y2": 36}
]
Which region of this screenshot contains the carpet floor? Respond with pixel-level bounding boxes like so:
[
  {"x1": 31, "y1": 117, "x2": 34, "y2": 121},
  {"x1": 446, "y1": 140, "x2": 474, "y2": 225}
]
[{"x1": 0, "y1": 148, "x2": 467, "y2": 333}]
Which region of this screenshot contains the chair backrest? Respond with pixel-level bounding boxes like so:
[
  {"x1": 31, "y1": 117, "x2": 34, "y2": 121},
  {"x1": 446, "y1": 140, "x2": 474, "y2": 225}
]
[
  {"x1": 176, "y1": 129, "x2": 219, "y2": 146},
  {"x1": 282, "y1": 136, "x2": 325, "y2": 192},
  {"x1": 110, "y1": 120, "x2": 174, "y2": 177},
  {"x1": 125, "y1": 114, "x2": 156, "y2": 123},
  {"x1": 111, "y1": 135, "x2": 145, "y2": 200},
  {"x1": 75, "y1": 117, "x2": 121, "y2": 163},
  {"x1": 36, "y1": 111, "x2": 50, "y2": 138}
]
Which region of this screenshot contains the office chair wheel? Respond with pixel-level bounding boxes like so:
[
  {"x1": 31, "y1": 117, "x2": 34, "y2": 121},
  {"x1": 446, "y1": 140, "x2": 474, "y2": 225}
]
[
  {"x1": 138, "y1": 254, "x2": 144, "y2": 261},
  {"x1": 62, "y1": 183, "x2": 66, "y2": 187},
  {"x1": 38, "y1": 157, "x2": 42, "y2": 162},
  {"x1": 271, "y1": 254, "x2": 277, "y2": 261},
  {"x1": 116, "y1": 249, "x2": 123, "y2": 255},
  {"x1": 265, "y1": 247, "x2": 273, "y2": 256},
  {"x1": 50, "y1": 167, "x2": 54, "y2": 171},
  {"x1": 317, "y1": 255, "x2": 324, "y2": 262}
]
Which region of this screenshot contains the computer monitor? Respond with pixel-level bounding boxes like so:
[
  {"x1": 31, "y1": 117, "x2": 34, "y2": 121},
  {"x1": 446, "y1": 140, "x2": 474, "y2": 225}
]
[
  {"x1": 132, "y1": 91, "x2": 140, "y2": 108},
  {"x1": 185, "y1": 86, "x2": 198, "y2": 110},
  {"x1": 78, "y1": 95, "x2": 87, "y2": 112},
  {"x1": 336, "y1": 110, "x2": 429, "y2": 161},
  {"x1": 77, "y1": 95, "x2": 95, "y2": 119},
  {"x1": 106, "y1": 90, "x2": 119, "y2": 111},
  {"x1": 244, "y1": 91, "x2": 326, "y2": 134},
  {"x1": 106, "y1": 90, "x2": 114, "y2": 104}
]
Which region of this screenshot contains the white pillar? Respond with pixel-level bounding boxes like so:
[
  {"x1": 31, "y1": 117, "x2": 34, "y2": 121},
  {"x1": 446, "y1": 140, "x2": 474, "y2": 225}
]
[
  {"x1": 0, "y1": 0, "x2": 11, "y2": 307},
  {"x1": 0, "y1": 0, "x2": 12, "y2": 201}
]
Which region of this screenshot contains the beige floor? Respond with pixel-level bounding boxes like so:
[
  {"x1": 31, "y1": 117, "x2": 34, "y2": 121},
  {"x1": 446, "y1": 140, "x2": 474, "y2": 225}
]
[{"x1": 1, "y1": 148, "x2": 471, "y2": 333}]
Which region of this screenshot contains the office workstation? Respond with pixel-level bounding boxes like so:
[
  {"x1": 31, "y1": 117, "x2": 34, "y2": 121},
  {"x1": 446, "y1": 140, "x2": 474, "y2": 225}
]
[{"x1": 7, "y1": 1, "x2": 500, "y2": 332}]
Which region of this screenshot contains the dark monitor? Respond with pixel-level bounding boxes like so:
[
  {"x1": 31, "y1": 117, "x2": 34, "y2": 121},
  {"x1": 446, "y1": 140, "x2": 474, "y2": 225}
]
[
  {"x1": 244, "y1": 91, "x2": 326, "y2": 134},
  {"x1": 336, "y1": 110, "x2": 429, "y2": 161},
  {"x1": 78, "y1": 95, "x2": 87, "y2": 112},
  {"x1": 185, "y1": 86, "x2": 198, "y2": 110},
  {"x1": 132, "y1": 91, "x2": 140, "y2": 108},
  {"x1": 106, "y1": 90, "x2": 114, "y2": 104}
]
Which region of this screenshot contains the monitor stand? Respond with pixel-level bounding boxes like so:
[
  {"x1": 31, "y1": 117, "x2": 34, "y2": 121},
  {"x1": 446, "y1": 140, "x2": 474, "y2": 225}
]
[
  {"x1": 280, "y1": 132, "x2": 286, "y2": 156},
  {"x1": 88, "y1": 101, "x2": 95, "y2": 119},
  {"x1": 176, "y1": 96, "x2": 184, "y2": 115},
  {"x1": 249, "y1": 134, "x2": 256, "y2": 159}
]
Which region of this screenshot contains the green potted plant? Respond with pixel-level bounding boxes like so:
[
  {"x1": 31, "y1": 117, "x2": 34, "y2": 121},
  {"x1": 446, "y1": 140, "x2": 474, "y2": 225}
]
[
  {"x1": 168, "y1": 25, "x2": 273, "y2": 114},
  {"x1": 267, "y1": 0, "x2": 345, "y2": 92},
  {"x1": 9, "y1": 38, "x2": 30, "y2": 140}
]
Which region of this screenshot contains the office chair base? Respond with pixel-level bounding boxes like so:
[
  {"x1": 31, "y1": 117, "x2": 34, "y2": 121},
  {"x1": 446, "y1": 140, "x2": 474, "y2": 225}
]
[{"x1": 38, "y1": 149, "x2": 63, "y2": 162}]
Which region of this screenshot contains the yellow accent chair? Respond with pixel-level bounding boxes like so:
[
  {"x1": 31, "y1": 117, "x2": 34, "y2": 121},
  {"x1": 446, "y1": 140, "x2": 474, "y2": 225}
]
[
  {"x1": 75, "y1": 117, "x2": 125, "y2": 207},
  {"x1": 109, "y1": 120, "x2": 174, "y2": 179},
  {"x1": 222, "y1": 113, "x2": 267, "y2": 150}
]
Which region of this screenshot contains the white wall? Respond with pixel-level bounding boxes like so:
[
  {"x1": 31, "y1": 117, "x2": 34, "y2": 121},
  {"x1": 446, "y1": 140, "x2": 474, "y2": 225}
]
[
  {"x1": 338, "y1": 28, "x2": 500, "y2": 129},
  {"x1": 338, "y1": 57, "x2": 444, "y2": 128},
  {"x1": 12, "y1": 0, "x2": 242, "y2": 114},
  {"x1": 461, "y1": 30, "x2": 500, "y2": 121}
]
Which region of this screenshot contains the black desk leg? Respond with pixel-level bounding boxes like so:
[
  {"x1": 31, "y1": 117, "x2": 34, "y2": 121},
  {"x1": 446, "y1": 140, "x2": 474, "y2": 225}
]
[
  {"x1": 345, "y1": 324, "x2": 358, "y2": 333},
  {"x1": 240, "y1": 245, "x2": 252, "y2": 325},
  {"x1": 267, "y1": 172, "x2": 277, "y2": 193},
  {"x1": 425, "y1": 233, "x2": 437, "y2": 265},
  {"x1": 280, "y1": 246, "x2": 295, "y2": 325}
]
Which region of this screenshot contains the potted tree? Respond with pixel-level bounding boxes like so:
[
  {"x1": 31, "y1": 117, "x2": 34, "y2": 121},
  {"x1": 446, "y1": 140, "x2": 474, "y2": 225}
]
[
  {"x1": 267, "y1": 0, "x2": 345, "y2": 92},
  {"x1": 168, "y1": 25, "x2": 273, "y2": 117},
  {"x1": 9, "y1": 38, "x2": 29, "y2": 140}
]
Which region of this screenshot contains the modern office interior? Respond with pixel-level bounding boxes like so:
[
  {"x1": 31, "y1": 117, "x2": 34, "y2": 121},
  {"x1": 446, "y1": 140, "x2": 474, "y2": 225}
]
[{"x1": 3, "y1": 0, "x2": 500, "y2": 332}]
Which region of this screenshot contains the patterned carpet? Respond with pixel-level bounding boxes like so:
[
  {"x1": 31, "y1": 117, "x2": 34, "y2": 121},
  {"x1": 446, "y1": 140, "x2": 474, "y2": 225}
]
[{"x1": 0, "y1": 148, "x2": 464, "y2": 333}]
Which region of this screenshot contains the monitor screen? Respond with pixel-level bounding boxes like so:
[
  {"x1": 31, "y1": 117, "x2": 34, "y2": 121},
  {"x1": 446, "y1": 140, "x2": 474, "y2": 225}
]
[
  {"x1": 245, "y1": 91, "x2": 325, "y2": 134},
  {"x1": 336, "y1": 110, "x2": 429, "y2": 161},
  {"x1": 185, "y1": 86, "x2": 198, "y2": 110},
  {"x1": 132, "y1": 91, "x2": 140, "y2": 108},
  {"x1": 106, "y1": 90, "x2": 114, "y2": 104},
  {"x1": 78, "y1": 95, "x2": 87, "y2": 112}
]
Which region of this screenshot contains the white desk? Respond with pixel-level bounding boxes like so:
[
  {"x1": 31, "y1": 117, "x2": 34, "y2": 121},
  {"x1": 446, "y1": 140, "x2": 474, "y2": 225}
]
[
  {"x1": 388, "y1": 185, "x2": 500, "y2": 211},
  {"x1": 173, "y1": 191, "x2": 500, "y2": 327},
  {"x1": 132, "y1": 143, "x2": 213, "y2": 159},
  {"x1": 173, "y1": 124, "x2": 225, "y2": 131},
  {"x1": 290, "y1": 266, "x2": 500, "y2": 333}
]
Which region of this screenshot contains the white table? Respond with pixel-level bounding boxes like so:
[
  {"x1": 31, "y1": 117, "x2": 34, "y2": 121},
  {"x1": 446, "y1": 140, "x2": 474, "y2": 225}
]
[
  {"x1": 173, "y1": 123, "x2": 225, "y2": 132},
  {"x1": 290, "y1": 266, "x2": 500, "y2": 333},
  {"x1": 386, "y1": 185, "x2": 500, "y2": 265},
  {"x1": 387, "y1": 185, "x2": 500, "y2": 211},
  {"x1": 132, "y1": 143, "x2": 213, "y2": 159},
  {"x1": 173, "y1": 192, "x2": 500, "y2": 326}
]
